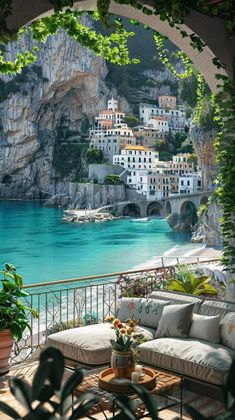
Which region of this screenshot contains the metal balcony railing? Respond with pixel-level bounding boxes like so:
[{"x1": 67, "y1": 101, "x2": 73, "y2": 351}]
[{"x1": 13, "y1": 256, "x2": 220, "y2": 363}]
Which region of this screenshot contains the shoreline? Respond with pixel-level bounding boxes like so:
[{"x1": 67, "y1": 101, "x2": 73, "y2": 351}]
[{"x1": 133, "y1": 244, "x2": 222, "y2": 270}]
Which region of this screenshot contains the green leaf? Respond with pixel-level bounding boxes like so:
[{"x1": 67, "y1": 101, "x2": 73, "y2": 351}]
[
  {"x1": 61, "y1": 368, "x2": 84, "y2": 404},
  {"x1": 131, "y1": 384, "x2": 158, "y2": 419},
  {"x1": 10, "y1": 378, "x2": 32, "y2": 409},
  {"x1": 31, "y1": 359, "x2": 53, "y2": 400},
  {"x1": 0, "y1": 401, "x2": 20, "y2": 418},
  {"x1": 39, "y1": 347, "x2": 64, "y2": 391}
]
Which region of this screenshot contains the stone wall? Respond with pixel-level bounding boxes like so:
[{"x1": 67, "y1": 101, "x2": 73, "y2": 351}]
[{"x1": 88, "y1": 164, "x2": 127, "y2": 183}]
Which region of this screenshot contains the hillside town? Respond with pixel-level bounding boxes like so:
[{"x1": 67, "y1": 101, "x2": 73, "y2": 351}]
[{"x1": 88, "y1": 96, "x2": 202, "y2": 200}]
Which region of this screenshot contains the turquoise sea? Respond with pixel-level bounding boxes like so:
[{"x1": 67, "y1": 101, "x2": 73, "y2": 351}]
[{"x1": 0, "y1": 201, "x2": 196, "y2": 285}]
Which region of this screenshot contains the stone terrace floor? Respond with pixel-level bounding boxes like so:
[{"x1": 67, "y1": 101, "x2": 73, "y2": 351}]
[{"x1": 0, "y1": 360, "x2": 224, "y2": 419}]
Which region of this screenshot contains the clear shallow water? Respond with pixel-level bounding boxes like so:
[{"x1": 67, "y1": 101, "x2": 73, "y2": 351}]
[{"x1": 0, "y1": 201, "x2": 193, "y2": 284}]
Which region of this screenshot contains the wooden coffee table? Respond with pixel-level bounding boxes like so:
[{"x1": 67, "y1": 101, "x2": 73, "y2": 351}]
[{"x1": 75, "y1": 367, "x2": 183, "y2": 419}]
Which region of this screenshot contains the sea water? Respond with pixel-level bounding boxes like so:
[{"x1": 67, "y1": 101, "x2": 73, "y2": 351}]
[{"x1": 0, "y1": 200, "x2": 201, "y2": 284}]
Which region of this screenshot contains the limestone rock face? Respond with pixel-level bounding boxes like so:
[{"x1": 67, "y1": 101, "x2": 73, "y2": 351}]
[
  {"x1": 190, "y1": 127, "x2": 222, "y2": 246},
  {"x1": 46, "y1": 183, "x2": 126, "y2": 209},
  {"x1": 0, "y1": 27, "x2": 128, "y2": 199}
]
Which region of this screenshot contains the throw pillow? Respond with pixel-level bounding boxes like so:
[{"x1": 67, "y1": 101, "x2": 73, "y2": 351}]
[
  {"x1": 155, "y1": 303, "x2": 194, "y2": 338},
  {"x1": 118, "y1": 297, "x2": 170, "y2": 328},
  {"x1": 220, "y1": 312, "x2": 235, "y2": 351},
  {"x1": 189, "y1": 313, "x2": 221, "y2": 343}
]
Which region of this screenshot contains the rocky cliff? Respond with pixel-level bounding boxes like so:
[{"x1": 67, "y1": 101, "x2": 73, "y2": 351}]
[
  {"x1": 0, "y1": 26, "x2": 130, "y2": 199},
  {"x1": 190, "y1": 126, "x2": 222, "y2": 246}
]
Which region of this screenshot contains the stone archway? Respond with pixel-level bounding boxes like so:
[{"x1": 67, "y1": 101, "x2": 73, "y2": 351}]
[
  {"x1": 166, "y1": 200, "x2": 172, "y2": 216},
  {"x1": 146, "y1": 201, "x2": 162, "y2": 216},
  {"x1": 180, "y1": 200, "x2": 198, "y2": 227},
  {"x1": 122, "y1": 203, "x2": 141, "y2": 217},
  {"x1": 6, "y1": 0, "x2": 234, "y2": 93}
]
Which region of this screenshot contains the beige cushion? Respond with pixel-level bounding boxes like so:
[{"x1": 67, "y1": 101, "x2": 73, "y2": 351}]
[
  {"x1": 220, "y1": 312, "x2": 235, "y2": 351},
  {"x1": 118, "y1": 298, "x2": 170, "y2": 328},
  {"x1": 199, "y1": 300, "x2": 235, "y2": 318},
  {"x1": 189, "y1": 313, "x2": 221, "y2": 343},
  {"x1": 150, "y1": 290, "x2": 202, "y2": 313},
  {"x1": 139, "y1": 337, "x2": 233, "y2": 385},
  {"x1": 47, "y1": 323, "x2": 155, "y2": 365},
  {"x1": 156, "y1": 303, "x2": 194, "y2": 338}
]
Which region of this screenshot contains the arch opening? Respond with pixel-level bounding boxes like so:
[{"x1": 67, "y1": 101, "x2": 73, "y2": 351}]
[
  {"x1": 122, "y1": 203, "x2": 140, "y2": 217},
  {"x1": 146, "y1": 201, "x2": 162, "y2": 216},
  {"x1": 2, "y1": 175, "x2": 13, "y2": 184},
  {"x1": 180, "y1": 200, "x2": 198, "y2": 226}
]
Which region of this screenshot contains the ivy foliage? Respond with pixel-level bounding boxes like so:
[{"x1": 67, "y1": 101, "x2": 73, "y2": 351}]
[
  {"x1": 213, "y1": 75, "x2": 235, "y2": 271},
  {"x1": 0, "y1": 10, "x2": 139, "y2": 74}
]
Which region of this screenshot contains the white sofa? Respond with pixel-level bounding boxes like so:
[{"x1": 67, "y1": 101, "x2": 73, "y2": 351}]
[{"x1": 47, "y1": 291, "x2": 235, "y2": 387}]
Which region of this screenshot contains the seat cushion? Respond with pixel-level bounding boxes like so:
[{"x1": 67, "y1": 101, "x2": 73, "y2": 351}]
[
  {"x1": 118, "y1": 297, "x2": 170, "y2": 328},
  {"x1": 139, "y1": 337, "x2": 233, "y2": 385},
  {"x1": 47, "y1": 323, "x2": 155, "y2": 365}
]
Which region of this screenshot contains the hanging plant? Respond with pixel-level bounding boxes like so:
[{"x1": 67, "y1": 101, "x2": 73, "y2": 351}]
[{"x1": 0, "y1": 10, "x2": 139, "y2": 74}]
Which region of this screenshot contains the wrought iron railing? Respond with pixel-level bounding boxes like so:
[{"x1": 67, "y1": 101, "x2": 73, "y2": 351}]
[{"x1": 13, "y1": 257, "x2": 220, "y2": 363}]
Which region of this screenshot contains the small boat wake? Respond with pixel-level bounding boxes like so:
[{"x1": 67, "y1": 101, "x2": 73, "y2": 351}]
[{"x1": 131, "y1": 217, "x2": 150, "y2": 223}]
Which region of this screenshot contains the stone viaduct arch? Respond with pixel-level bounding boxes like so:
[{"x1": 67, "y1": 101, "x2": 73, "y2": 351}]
[
  {"x1": 122, "y1": 203, "x2": 141, "y2": 217},
  {"x1": 6, "y1": 0, "x2": 235, "y2": 93},
  {"x1": 180, "y1": 200, "x2": 198, "y2": 226},
  {"x1": 146, "y1": 201, "x2": 162, "y2": 216}
]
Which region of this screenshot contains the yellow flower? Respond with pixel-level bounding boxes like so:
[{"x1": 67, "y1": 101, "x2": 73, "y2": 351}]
[
  {"x1": 126, "y1": 327, "x2": 132, "y2": 335},
  {"x1": 117, "y1": 322, "x2": 124, "y2": 329},
  {"x1": 120, "y1": 328, "x2": 127, "y2": 334},
  {"x1": 113, "y1": 318, "x2": 121, "y2": 327}
]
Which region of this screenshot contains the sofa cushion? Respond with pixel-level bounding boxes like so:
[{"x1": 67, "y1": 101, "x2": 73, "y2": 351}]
[
  {"x1": 199, "y1": 300, "x2": 235, "y2": 318},
  {"x1": 118, "y1": 297, "x2": 170, "y2": 328},
  {"x1": 150, "y1": 290, "x2": 202, "y2": 313},
  {"x1": 189, "y1": 313, "x2": 221, "y2": 343},
  {"x1": 155, "y1": 303, "x2": 194, "y2": 338},
  {"x1": 139, "y1": 337, "x2": 233, "y2": 385},
  {"x1": 47, "y1": 323, "x2": 155, "y2": 365},
  {"x1": 220, "y1": 312, "x2": 235, "y2": 351}
]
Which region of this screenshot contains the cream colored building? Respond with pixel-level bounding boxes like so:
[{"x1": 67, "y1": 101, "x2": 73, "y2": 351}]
[{"x1": 158, "y1": 95, "x2": 177, "y2": 109}]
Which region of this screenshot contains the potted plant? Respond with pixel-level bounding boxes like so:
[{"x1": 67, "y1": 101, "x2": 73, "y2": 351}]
[
  {"x1": 166, "y1": 266, "x2": 218, "y2": 296},
  {"x1": 0, "y1": 263, "x2": 38, "y2": 374},
  {"x1": 105, "y1": 316, "x2": 143, "y2": 379}
]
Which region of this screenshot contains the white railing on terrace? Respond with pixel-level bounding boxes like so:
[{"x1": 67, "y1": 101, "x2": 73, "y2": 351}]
[{"x1": 14, "y1": 256, "x2": 220, "y2": 363}]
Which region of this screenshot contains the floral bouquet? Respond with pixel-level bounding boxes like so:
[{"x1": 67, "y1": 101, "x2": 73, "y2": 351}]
[{"x1": 105, "y1": 315, "x2": 143, "y2": 352}]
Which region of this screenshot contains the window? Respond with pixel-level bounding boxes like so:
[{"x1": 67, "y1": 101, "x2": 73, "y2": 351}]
[
  {"x1": 181, "y1": 180, "x2": 184, "y2": 186},
  {"x1": 187, "y1": 180, "x2": 190, "y2": 186},
  {"x1": 198, "y1": 180, "x2": 202, "y2": 186}
]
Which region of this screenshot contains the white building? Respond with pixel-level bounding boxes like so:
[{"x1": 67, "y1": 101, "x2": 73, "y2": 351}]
[
  {"x1": 89, "y1": 134, "x2": 136, "y2": 162},
  {"x1": 113, "y1": 146, "x2": 158, "y2": 171},
  {"x1": 139, "y1": 103, "x2": 189, "y2": 133},
  {"x1": 94, "y1": 98, "x2": 125, "y2": 128},
  {"x1": 179, "y1": 173, "x2": 203, "y2": 194},
  {"x1": 146, "y1": 116, "x2": 169, "y2": 133}
]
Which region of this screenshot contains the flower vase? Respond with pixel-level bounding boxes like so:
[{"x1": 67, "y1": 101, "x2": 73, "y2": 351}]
[{"x1": 111, "y1": 350, "x2": 135, "y2": 379}]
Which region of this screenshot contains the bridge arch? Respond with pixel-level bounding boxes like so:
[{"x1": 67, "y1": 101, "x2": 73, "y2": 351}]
[
  {"x1": 122, "y1": 203, "x2": 141, "y2": 217},
  {"x1": 180, "y1": 200, "x2": 198, "y2": 226},
  {"x1": 146, "y1": 201, "x2": 162, "y2": 216}
]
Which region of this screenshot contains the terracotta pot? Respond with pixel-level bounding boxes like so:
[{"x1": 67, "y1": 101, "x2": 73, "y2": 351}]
[
  {"x1": 0, "y1": 330, "x2": 13, "y2": 375},
  {"x1": 111, "y1": 350, "x2": 135, "y2": 379}
]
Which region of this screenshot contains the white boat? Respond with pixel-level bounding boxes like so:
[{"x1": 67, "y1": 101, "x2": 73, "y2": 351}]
[{"x1": 131, "y1": 217, "x2": 150, "y2": 222}]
